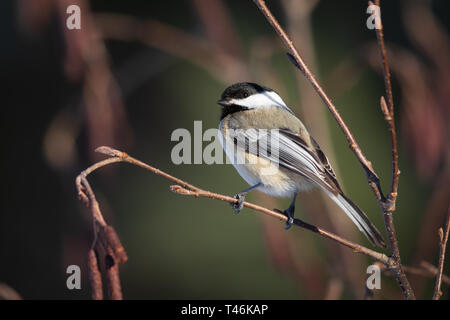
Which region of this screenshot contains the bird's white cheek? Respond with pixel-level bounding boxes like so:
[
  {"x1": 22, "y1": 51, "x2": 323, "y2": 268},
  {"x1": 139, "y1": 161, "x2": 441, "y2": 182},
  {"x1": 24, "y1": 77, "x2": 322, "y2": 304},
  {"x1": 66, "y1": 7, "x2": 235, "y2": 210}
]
[{"x1": 229, "y1": 92, "x2": 288, "y2": 109}]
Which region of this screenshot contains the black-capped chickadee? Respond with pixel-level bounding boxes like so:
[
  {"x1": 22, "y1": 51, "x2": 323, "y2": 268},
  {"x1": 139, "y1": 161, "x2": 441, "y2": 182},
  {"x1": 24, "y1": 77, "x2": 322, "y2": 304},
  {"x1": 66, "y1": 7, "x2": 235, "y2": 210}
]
[{"x1": 217, "y1": 82, "x2": 386, "y2": 248}]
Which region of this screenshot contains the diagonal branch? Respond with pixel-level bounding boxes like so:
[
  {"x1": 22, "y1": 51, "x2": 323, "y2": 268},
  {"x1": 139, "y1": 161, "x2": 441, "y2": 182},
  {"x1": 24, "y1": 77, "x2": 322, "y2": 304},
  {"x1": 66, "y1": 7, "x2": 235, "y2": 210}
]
[{"x1": 252, "y1": 0, "x2": 384, "y2": 202}]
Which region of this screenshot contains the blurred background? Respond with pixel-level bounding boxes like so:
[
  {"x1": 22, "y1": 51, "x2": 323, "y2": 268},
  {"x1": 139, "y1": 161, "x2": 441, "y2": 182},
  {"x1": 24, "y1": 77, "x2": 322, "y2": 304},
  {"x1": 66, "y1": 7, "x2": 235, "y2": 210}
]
[{"x1": 0, "y1": 0, "x2": 449, "y2": 299}]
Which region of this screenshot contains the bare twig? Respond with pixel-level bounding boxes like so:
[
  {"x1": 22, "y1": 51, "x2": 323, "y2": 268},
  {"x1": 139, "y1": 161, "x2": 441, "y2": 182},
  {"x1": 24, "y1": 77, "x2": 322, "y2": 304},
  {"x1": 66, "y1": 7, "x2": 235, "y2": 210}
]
[
  {"x1": 371, "y1": 0, "x2": 399, "y2": 208},
  {"x1": 105, "y1": 253, "x2": 123, "y2": 300},
  {"x1": 372, "y1": 0, "x2": 399, "y2": 204},
  {"x1": 376, "y1": 260, "x2": 450, "y2": 286},
  {"x1": 419, "y1": 261, "x2": 450, "y2": 286},
  {"x1": 370, "y1": 0, "x2": 414, "y2": 299},
  {"x1": 87, "y1": 249, "x2": 103, "y2": 300},
  {"x1": 76, "y1": 158, "x2": 128, "y2": 300},
  {"x1": 252, "y1": 0, "x2": 415, "y2": 299},
  {"x1": 432, "y1": 207, "x2": 450, "y2": 299}
]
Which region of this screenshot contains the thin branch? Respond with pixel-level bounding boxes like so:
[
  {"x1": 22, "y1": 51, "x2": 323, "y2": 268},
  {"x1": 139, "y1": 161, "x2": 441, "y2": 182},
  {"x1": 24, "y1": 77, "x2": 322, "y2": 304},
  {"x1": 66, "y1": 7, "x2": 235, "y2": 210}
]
[
  {"x1": 372, "y1": 1, "x2": 399, "y2": 208},
  {"x1": 76, "y1": 158, "x2": 128, "y2": 300},
  {"x1": 380, "y1": 95, "x2": 399, "y2": 208},
  {"x1": 252, "y1": 0, "x2": 415, "y2": 299},
  {"x1": 171, "y1": 184, "x2": 386, "y2": 262},
  {"x1": 375, "y1": 2, "x2": 400, "y2": 205},
  {"x1": 432, "y1": 207, "x2": 450, "y2": 299},
  {"x1": 370, "y1": 0, "x2": 414, "y2": 299},
  {"x1": 373, "y1": 1, "x2": 394, "y2": 114},
  {"x1": 81, "y1": 146, "x2": 392, "y2": 268},
  {"x1": 376, "y1": 261, "x2": 450, "y2": 286},
  {"x1": 88, "y1": 249, "x2": 103, "y2": 300},
  {"x1": 420, "y1": 261, "x2": 450, "y2": 286}
]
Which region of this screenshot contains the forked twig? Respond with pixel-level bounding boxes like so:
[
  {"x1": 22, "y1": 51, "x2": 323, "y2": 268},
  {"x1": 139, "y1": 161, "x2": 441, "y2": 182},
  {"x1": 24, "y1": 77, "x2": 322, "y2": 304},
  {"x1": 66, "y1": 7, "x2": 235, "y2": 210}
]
[{"x1": 76, "y1": 158, "x2": 128, "y2": 300}]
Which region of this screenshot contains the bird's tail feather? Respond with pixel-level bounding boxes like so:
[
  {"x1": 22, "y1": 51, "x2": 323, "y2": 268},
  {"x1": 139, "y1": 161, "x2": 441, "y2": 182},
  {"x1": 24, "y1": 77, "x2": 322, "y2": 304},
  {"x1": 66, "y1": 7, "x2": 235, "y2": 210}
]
[{"x1": 327, "y1": 192, "x2": 386, "y2": 248}]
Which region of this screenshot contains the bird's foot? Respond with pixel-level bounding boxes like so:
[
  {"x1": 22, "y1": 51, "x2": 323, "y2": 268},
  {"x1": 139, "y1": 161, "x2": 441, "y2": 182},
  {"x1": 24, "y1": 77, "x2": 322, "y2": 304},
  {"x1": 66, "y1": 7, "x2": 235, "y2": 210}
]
[
  {"x1": 274, "y1": 208, "x2": 295, "y2": 230},
  {"x1": 230, "y1": 192, "x2": 246, "y2": 214}
]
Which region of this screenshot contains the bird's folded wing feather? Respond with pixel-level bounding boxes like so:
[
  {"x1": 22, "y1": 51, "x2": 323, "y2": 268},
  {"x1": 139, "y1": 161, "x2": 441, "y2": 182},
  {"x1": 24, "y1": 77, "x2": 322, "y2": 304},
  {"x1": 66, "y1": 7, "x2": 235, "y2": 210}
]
[{"x1": 231, "y1": 128, "x2": 342, "y2": 194}]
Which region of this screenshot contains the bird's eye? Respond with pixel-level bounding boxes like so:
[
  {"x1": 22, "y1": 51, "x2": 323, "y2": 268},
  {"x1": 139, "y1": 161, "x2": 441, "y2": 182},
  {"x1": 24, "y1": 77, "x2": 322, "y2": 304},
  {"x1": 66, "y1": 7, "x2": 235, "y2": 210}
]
[{"x1": 243, "y1": 92, "x2": 249, "y2": 98}]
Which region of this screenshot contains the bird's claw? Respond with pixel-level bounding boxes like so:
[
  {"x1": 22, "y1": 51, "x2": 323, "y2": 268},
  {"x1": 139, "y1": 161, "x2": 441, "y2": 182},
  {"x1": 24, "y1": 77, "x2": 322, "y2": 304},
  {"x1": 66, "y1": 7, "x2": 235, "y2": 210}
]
[
  {"x1": 274, "y1": 208, "x2": 294, "y2": 230},
  {"x1": 284, "y1": 215, "x2": 294, "y2": 230},
  {"x1": 230, "y1": 192, "x2": 246, "y2": 214}
]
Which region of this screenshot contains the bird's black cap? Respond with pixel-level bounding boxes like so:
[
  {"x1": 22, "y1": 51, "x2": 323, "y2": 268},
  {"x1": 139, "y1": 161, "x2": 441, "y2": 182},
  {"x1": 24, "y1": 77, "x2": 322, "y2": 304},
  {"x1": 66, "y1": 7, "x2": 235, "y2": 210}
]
[
  {"x1": 219, "y1": 82, "x2": 273, "y2": 102},
  {"x1": 217, "y1": 82, "x2": 275, "y2": 120}
]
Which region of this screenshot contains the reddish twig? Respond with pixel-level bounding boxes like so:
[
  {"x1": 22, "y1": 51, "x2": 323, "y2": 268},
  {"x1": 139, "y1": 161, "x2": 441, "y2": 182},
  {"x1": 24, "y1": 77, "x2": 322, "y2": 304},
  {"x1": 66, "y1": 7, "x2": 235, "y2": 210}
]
[
  {"x1": 105, "y1": 253, "x2": 123, "y2": 300},
  {"x1": 373, "y1": 0, "x2": 399, "y2": 204},
  {"x1": 432, "y1": 207, "x2": 450, "y2": 299},
  {"x1": 88, "y1": 249, "x2": 103, "y2": 300},
  {"x1": 371, "y1": 0, "x2": 413, "y2": 299},
  {"x1": 419, "y1": 261, "x2": 450, "y2": 286},
  {"x1": 76, "y1": 158, "x2": 128, "y2": 300}
]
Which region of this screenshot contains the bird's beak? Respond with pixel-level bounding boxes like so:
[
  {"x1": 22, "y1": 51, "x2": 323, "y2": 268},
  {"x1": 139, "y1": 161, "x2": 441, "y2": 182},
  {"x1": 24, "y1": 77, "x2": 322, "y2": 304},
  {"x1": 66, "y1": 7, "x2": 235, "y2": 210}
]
[{"x1": 217, "y1": 99, "x2": 229, "y2": 106}]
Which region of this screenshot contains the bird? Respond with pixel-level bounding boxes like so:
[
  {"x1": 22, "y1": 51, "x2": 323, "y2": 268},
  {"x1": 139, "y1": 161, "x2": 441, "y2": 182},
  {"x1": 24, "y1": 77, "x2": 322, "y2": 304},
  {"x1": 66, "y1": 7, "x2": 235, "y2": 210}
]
[{"x1": 217, "y1": 82, "x2": 386, "y2": 248}]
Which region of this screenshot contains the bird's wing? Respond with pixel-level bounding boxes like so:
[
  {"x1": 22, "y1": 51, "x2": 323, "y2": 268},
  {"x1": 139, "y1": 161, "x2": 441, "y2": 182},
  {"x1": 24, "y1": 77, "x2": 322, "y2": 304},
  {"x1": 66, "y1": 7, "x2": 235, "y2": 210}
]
[
  {"x1": 280, "y1": 129, "x2": 343, "y2": 193},
  {"x1": 230, "y1": 128, "x2": 340, "y2": 194},
  {"x1": 229, "y1": 128, "x2": 386, "y2": 248}
]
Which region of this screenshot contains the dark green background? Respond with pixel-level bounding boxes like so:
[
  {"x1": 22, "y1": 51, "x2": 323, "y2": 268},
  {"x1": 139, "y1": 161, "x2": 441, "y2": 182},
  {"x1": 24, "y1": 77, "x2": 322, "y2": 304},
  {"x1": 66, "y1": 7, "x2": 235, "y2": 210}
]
[{"x1": 0, "y1": 0, "x2": 448, "y2": 299}]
